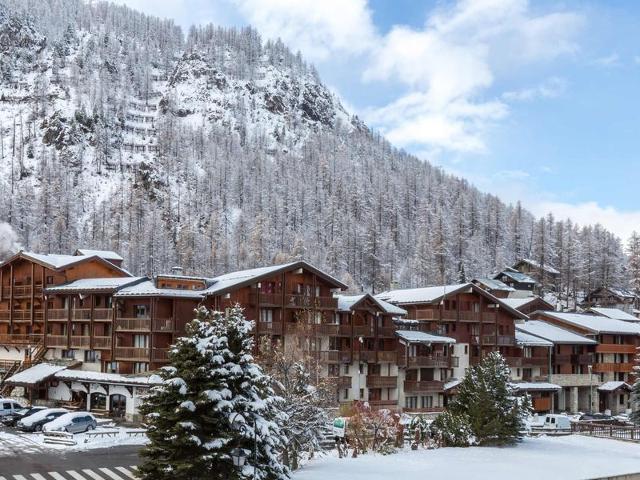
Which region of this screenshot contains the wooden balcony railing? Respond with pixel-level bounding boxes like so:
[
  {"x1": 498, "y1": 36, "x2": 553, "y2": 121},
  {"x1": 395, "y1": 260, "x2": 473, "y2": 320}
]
[
  {"x1": 353, "y1": 325, "x2": 375, "y2": 337},
  {"x1": 573, "y1": 353, "x2": 595, "y2": 364},
  {"x1": 368, "y1": 400, "x2": 398, "y2": 409},
  {"x1": 47, "y1": 335, "x2": 68, "y2": 347},
  {"x1": 338, "y1": 376, "x2": 352, "y2": 388},
  {"x1": 11, "y1": 285, "x2": 43, "y2": 298},
  {"x1": 377, "y1": 351, "x2": 398, "y2": 363},
  {"x1": 48, "y1": 309, "x2": 69, "y2": 320},
  {"x1": 152, "y1": 348, "x2": 170, "y2": 362},
  {"x1": 338, "y1": 325, "x2": 352, "y2": 336},
  {"x1": 595, "y1": 344, "x2": 636, "y2": 354},
  {"x1": 355, "y1": 350, "x2": 377, "y2": 363},
  {"x1": 249, "y1": 292, "x2": 282, "y2": 306},
  {"x1": 315, "y1": 323, "x2": 339, "y2": 335},
  {"x1": 153, "y1": 318, "x2": 174, "y2": 332},
  {"x1": 72, "y1": 309, "x2": 92, "y2": 321},
  {"x1": 114, "y1": 347, "x2": 150, "y2": 360},
  {"x1": 482, "y1": 335, "x2": 516, "y2": 346},
  {"x1": 70, "y1": 336, "x2": 91, "y2": 348},
  {"x1": 520, "y1": 357, "x2": 549, "y2": 366},
  {"x1": 403, "y1": 380, "x2": 445, "y2": 393},
  {"x1": 0, "y1": 334, "x2": 44, "y2": 345},
  {"x1": 593, "y1": 363, "x2": 635, "y2": 373},
  {"x1": 93, "y1": 336, "x2": 112, "y2": 349},
  {"x1": 257, "y1": 322, "x2": 283, "y2": 335},
  {"x1": 377, "y1": 327, "x2": 396, "y2": 337},
  {"x1": 407, "y1": 356, "x2": 451, "y2": 368},
  {"x1": 285, "y1": 294, "x2": 338, "y2": 309},
  {"x1": 553, "y1": 354, "x2": 572, "y2": 364},
  {"x1": 366, "y1": 376, "x2": 398, "y2": 388},
  {"x1": 115, "y1": 318, "x2": 151, "y2": 331},
  {"x1": 10, "y1": 310, "x2": 44, "y2": 322},
  {"x1": 312, "y1": 351, "x2": 340, "y2": 363},
  {"x1": 93, "y1": 308, "x2": 113, "y2": 321}
]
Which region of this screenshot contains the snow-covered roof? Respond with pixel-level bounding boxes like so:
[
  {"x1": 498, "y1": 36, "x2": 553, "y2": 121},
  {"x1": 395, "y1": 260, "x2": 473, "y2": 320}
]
[
  {"x1": 0, "y1": 250, "x2": 130, "y2": 275},
  {"x1": 496, "y1": 270, "x2": 537, "y2": 284},
  {"x1": 336, "y1": 294, "x2": 407, "y2": 315},
  {"x1": 46, "y1": 277, "x2": 146, "y2": 293},
  {"x1": 444, "y1": 379, "x2": 461, "y2": 391},
  {"x1": 516, "y1": 320, "x2": 597, "y2": 345},
  {"x1": 515, "y1": 258, "x2": 560, "y2": 275},
  {"x1": 114, "y1": 279, "x2": 205, "y2": 299},
  {"x1": 590, "y1": 287, "x2": 637, "y2": 299},
  {"x1": 513, "y1": 382, "x2": 561, "y2": 392},
  {"x1": 597, "y1": 381, "x2": 631, "y2": 392},
  {"x1": 74, "y1": 249, "x2": 124, "y2": 262},
  {"x1": 5, "y1": 363, "x2": 67, "y2": 386},
  {"x1": 538, "y1": 311, "x2": 640, "y2": 335},
  {"x1": 203, "y1": 261, "x2": 347, "y2": 296},
  {"x1": 473, "y1": 278, "x2": 515, "y2": 291},
  {"x1": 395, "y1": 330, "x2": 456, "y2": 344},
  {"x1": 516, "y1": 330, "x2": 553, "y2": 347},
  {"x1": 501, "y1": 296, "x2": 553, "y2": 312},
  {"x1": 54, "y1": 369, "x2": 162, "y2": 386},
  {"x1": 376, "y1": 284, "x2": 470, "y2": 305},
  {"x1": 588, "y1": 308, "x2": 639, "y2": 322}
]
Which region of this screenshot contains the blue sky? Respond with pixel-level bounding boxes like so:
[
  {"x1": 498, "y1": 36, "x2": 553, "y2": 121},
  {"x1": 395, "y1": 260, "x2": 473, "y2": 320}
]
[{"x1": 118, "y1": 0, "x2": 640, "y2": 240}]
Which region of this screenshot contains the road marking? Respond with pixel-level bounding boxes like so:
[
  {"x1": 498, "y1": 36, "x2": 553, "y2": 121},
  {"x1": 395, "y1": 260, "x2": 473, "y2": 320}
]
[
  {"x1": 66, "y1": 471, "x2": 88, "y2": 480},
  {"x1": 0, "y1": 476, "x2": 7, "y2": 480},
  {"x1": 81, "y1": 470, "x2": 106, "y2": 480},
  {"x1": 114, "y1": 469, "x2": 135, "y2": 479},
  {"x1": 47, "y1": 473, "x2": 67, "y2": 480},
  {"x1": 12, "y1": 476, "x2": 27, "y2": 480},
  {"x1": 98, "y1": 469, "x2": 124, "y2": 480},
  {"x1": 29, "y1": 475, "x2": 47, "y2": 480}
]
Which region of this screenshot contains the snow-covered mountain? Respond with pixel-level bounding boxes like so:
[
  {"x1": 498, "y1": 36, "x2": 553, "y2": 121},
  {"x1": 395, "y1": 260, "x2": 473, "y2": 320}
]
[{"x1": 0, "y1": 0, "x2": 629, "y2": 299}]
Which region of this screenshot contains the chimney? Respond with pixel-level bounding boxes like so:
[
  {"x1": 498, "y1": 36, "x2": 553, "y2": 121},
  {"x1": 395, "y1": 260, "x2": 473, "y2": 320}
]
[{"x1": 171, "y1": 266, "x2": 184, "y2": 276}]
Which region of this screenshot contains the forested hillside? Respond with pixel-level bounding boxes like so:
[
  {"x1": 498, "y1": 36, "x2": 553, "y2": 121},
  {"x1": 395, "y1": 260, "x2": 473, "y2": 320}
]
[{"x1": 0, "y1": 0, "x2": 630, "y2": 304}]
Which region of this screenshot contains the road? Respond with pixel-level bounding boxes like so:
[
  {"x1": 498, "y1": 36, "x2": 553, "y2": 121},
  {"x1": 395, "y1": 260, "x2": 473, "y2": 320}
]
[{"x1": 0, "y1": 445, "x2": 142, "y2": 479}]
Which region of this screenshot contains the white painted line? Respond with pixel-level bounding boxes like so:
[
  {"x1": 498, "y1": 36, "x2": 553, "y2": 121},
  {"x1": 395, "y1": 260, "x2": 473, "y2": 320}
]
[
  {"x1": 114, "y1": 469, "x2": 135, "y2": 479},
  {"x1": 47, "y1": 473, "x2": 67, "y2": 480},
  {"x1": 66, "y1": 471, "x2": 88, "y2": 480},
  {"x1": 98, "y1": 469, "x2": 124, "y2": 480},
  {"x1": 81, "y1": 470, "x2": 105, "y2": 480},
  {"x1": 12, "y1": 475, "x2": 28, "y2": 480},
  {"x1": 30, "y1": 475, "x2": 48, "y2": 480},
  {"x1": 0, "y1": 476, "x2": 7, "y2": 480}
]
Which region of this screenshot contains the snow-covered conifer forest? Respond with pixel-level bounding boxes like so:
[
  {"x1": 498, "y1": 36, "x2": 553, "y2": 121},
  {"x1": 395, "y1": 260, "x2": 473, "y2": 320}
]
[{"x1": 0, "y1": 0, "x2": 631, "y2": 300}]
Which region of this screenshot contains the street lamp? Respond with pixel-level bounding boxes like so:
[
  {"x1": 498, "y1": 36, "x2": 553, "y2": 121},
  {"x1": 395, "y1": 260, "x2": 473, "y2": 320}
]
[
  {"x1": 230, "y1": 413, "x2": 258, "y2": 480},
  {"x1": 588, "y1": 364, "x2": 593, "y2": 414}
]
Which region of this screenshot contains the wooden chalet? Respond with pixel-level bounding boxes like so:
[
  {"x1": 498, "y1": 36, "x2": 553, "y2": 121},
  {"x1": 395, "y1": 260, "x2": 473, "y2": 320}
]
[{"x1": 583, "y1": 287, "x2": 639, "y2": 315}]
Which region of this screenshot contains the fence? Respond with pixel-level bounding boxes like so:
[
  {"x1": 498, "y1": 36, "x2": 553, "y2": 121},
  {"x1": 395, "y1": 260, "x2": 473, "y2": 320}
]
[{"x1": 572, "y1": 422, "x2": 640, "y2": 442}]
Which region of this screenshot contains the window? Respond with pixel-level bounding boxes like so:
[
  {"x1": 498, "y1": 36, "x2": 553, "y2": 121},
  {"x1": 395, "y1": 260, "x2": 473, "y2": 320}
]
[
  {"x1": 344, "y1": 365, "x2": 350, "y2": 375},
  {"x1": 62, "y1": 350, "x2": 75, "y2": 359},
  {"x1": 359, "y1": 363, "x2": 365, "y2": 374},
  {"x1": 464, "y1": 345, "x2": 468, "y2": 355},
  {"x1": 104, "y1": 362, "x2": 118, "y2": 373},
  {"x1": 421, "y1": 396, "x2": 433, "y2": 408},
  {"x1": 260, "y1": 309, "x2": 273, "y2": 323},
  {"x1": 359, "y1": 388, "x2": 364, "y2": 399},
  {"x1": 84, "y1": 350, "x2": 99, "y2": 363},
  {"x1": 315, "y1": 286, "x2": 320, "y2": 297},
  {"x1": 2, "y1": 402, "x2": 10, "y2": 410},
  {"x1": 343, "y1": 389, "x2": 349, "y2": 400},
  {"x1": 405, "y1": 396, "x2": 418, "y2": 409},
  {"x1": 135, "y1": 305, "x2": 148, "y2": 318},
  {"x1": 46, "y1": 276, "x2": 54, "y2": 285},
  {"x1": 134, "y1": 335, "x2": 149, "y2": 348},
  {"x1": 134, "y1": 362, "x2": 149, "y2": 373},
  {"x1": 620, "y1": 395, "x2": 625, "y2": 406},
  {"x1": 328, "y1": 364, "x2": 340, "y2": 377}
]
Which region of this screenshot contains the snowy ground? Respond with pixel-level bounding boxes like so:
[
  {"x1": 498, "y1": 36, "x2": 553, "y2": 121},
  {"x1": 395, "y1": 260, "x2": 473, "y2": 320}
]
[
  {"x1": 294, "y1": 435, "x2": 640, "y2": 480},
  {"x1": 0, "y1": 426, "x2": 148, "y2": 456}
]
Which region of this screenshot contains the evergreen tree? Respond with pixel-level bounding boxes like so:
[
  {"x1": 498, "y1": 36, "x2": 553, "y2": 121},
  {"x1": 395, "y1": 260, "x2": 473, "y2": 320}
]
[
  {"x1": 627, "y1": 232, "x2": 640, "y2": 296},
  {"x1": 138, "y1": 306, "x2": 289, "y2": 480},
  {"x1": 437, "y1": 352, "x2": 530, "y2": 446}
]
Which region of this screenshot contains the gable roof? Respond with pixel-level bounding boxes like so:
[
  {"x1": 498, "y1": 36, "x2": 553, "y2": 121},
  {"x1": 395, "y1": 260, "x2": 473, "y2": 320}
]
[
  {"x1": 515, "y1": 329, "x2": 553, "y2": 347},
  {"x1": 495, "y1": 270, "x2": 537, "y2": 284},
  {"x1": 516, "y1": 320, "x2": 597, "y2": 345},
  {"x1": 473, "y1": 278, "x2": 515, "y2": 292},
  {"x1": 336, "y1": 294, "x2": 407, "y2": 316},
  {"x1": 533, "y1": 311, "x2": 640, "y2": 336},
  {"x1": 588, "y1": 287, "x2": 637, "y2": 300},
  {"x1": 514, "y1": 258, "x2": 560, "y2": 275},
  {"x1": 501, "y1": 296, "x2": 554, "y2": 312},
  {"x1": 0, "y1": 250, "x2": 131, "y2": 276},
  {"x1": 203, "y1": 261, "x2": 347, "y2": 297},
  {"x1": 45, "y1": 277, "x2": 147, "y2": 294},
  {"x1": 588, "y1": 307, "x2": 639, "y2": 322},
  {"x1": 395, "y1": 330, "x2": 456, "y2": 345},
  {"x1": 74, "y1": 249, "x2": 124, "y2": 262},
  {"x1": 376, "y1": 283, "x2": 528, "y2": 320},
  {"x1": 114, "y1": 279, "x2": 206, "y2": 299}
]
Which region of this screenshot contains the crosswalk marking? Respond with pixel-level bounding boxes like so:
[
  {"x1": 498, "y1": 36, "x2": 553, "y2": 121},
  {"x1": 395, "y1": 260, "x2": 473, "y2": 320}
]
[
  {"x1": 66, "y1": 471, "x2": 88, "y2": 480},
  {"x1": 82, "y1": 469, "x2": 106, "y2": 480},
  {"x1": 0, "y1": 476, "x2": 7, "y2": 480},
  {"x1": 114, "y1": 468, "x2": 135, "y2": 479},
  {"x1": 29, "y1": 475, "x2": 47, "y2": 480},
  {"x1": 12, "y1": 475, "x2": 27, "y2": 480},
  {"x1": 98, "y1": 469, "x2": 125, "y2": 480},
  {"x1": 47, "y1": 473, "x2": 67, "y2": 480}
]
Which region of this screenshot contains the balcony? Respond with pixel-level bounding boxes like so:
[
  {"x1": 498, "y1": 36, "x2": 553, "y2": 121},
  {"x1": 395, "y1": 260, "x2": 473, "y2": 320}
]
[
  {"x1": 114, "y1": 347, "x2": 150, "y2": 361},
  {"x1": 315, "y1": 323, "x2": 339, "y2": 335},
  {"x1": 0, "y1": 334, "x2": 43, "y2": 345},
  {"x1": 355, "y1": 350, "x2": 377, "y2": 363},
  {"x1": 481, "y1": 335, "x2": 515, "y2": 346},
  {"x1": 257, "y1": 322, "x2": 283, "y2": 335},
  {"x1": 337, "y1": 325, "x2": 352, "y2": 336},
  {"x1": 0, "y1": 310, "x2": 8, "y2": 321},
  {"x1": 70, "y1": 336, "x2": 90, "y2": 348},
  {"x1": 285, "y1": 294, "x2": 337, "y2": 310},
  {"x1": 249, "y1": 292, "x2": 282, "y2": 306},
  {"x1": 153, "y1": 318, "x2": 174, "y2": 332},
  {"x1": 339, "y1": 350, "x2": 352, "y2": 363},
  {"x1": 593, "y1": 363, "x2": 635, "y2": 373},
  {"x1": 313, "y1": 350, "x2": 340, "y2": 363},
  {"x1": 377, "y1": 326, "x2": 396, "y2": 337},
  {"x1": 338, "y1": 376, "x2": 352, "y2": 388},
  {"x1": 47, "y1": 335, "x2": 68, "y2": 347},
  {"x1": 93, "y1": 336, "x2": 112, "y2": 349},
  {"x1": 10, "y1": 310, "x2": 44, "y2": 322},
  {"x1": 353, "y1": 325, "x2": 375, "y2": 337},
  {"x1": 573, "y1": 353, "x2": 595, "y2": 364},
  {"x1": 48, "y1": 309, "x2": 69, "y2": 321},
  {"x1": 377, "y1": 351, "x2": 398, "y2": 363},
  {"x1": 553, "y1": 354, "x2": 572, "y2": 364},
  {"x1": 366, "y1": 376, "x2": 398, "y2": 388},
  {"x1": 72, "y1": 309, "x2": 92, "y2": 321},
  {"x1": 520, "y1": 357, "x2": 549, "y2": 367},
  {"x1": 115, "y1": 318, "x2": 151, "y2": 331},
  {"x1": 93, "y1": 308, "x2": 113, "y2": 321},
  {"x1": 152, "y1": 348, "x2": 170, "y2": 362},
  {"x1": 595, "y1": 344, "x2": 636, "y2": 354},
  {"x1": 11, "y1": 285, "x2": 43, "y2": 298},
  {"x1": 404, "y1": 380, "x2": 445, "y2": 393},
  {"x1": 368, "y1": 400, "x2": 398, "y2": 409},
  {"x1": 407, "y1": 356, "x2": 452, "y2": 368}
]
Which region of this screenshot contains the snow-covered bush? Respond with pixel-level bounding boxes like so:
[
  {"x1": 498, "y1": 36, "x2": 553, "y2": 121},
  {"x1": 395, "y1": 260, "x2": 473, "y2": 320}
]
[
  {"x1": 138, "y1": 306, "x2": 289, "y2": 480},
  {"x1": 431, "y1": 411, "x2": 474, "y2": 447}
]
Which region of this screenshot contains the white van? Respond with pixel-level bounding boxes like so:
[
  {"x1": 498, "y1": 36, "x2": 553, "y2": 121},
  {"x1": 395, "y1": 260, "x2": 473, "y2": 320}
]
[
  {"x1": 0, "y1": 399, "x2": 24, "y2": 417},
  {"x1": 543, "y1": 414, "x2": 571, "y2": 431}
]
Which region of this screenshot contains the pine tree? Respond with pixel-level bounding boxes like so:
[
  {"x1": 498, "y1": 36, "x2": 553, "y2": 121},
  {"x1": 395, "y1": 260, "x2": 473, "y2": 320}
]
[
  {"x1": 138, "y1": 306, "x2": 289, "y2": 480},
  {"x1": 438, "y1": 352, "x2": 530, "y2": 446},
  {"x1": 627, "y1": 232, "x2": 640, "y2": 296}
]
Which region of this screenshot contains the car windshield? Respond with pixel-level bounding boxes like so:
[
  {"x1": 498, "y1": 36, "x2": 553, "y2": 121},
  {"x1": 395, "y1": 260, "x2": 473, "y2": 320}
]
[{"x1": 15, "y1": 408, "x2": 30, "y2": 415}]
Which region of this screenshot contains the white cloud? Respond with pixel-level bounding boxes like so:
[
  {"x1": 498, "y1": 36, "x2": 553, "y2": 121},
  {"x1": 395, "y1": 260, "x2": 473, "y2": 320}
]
[
  {"x1": 362, "y1": 0, "x2": 583, "y2": 153},
  {"x1": 591, "y1": 52, "x2": 621, "y2": 68},
  {"x1": 233, "y1": 0, "x2": 376, "y2": 61},
  {"x1": 503, "y1": 77, "x2": 568, "y2": 102}
]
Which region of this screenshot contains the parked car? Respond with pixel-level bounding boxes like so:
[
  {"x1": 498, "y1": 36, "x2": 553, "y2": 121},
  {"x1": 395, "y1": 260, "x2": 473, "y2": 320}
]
[
  {"x1": 1, "y1": 406, "x2": 47, "y2": 427},
  {"x1": 42, "y1": 412, "x2": 97, "y2": 434},
  {"x1": 543, "y1": 414, "x2": 571, "y2": 431},
  {"x1": 578, "y1": 413, "x2": 612, "y2": 422},
  {"x1": 0, "y1": 399, "x2": 24, "y2": 418},
  {"x1": 16, "y1": 408, "x2": 68, "y2": 432}
]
